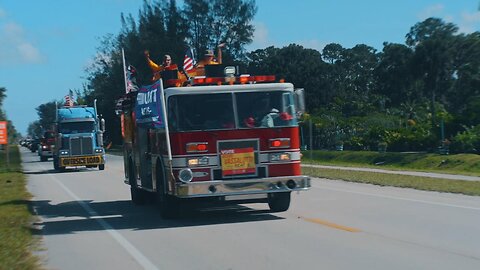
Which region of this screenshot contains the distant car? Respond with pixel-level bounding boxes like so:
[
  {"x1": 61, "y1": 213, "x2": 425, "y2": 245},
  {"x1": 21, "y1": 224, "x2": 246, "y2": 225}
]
[
  {"x1": 38, "y1": 131, "x2": 55, "y2": 161},
  {"x1": 29, "y1": 139, "x2": 40, "y2": 153}
]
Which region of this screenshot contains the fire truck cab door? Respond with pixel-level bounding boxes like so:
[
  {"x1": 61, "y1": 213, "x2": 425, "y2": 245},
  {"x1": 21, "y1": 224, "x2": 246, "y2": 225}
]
[{"x1": 134, "y1": 127, "x2": 153, "y2": 189}]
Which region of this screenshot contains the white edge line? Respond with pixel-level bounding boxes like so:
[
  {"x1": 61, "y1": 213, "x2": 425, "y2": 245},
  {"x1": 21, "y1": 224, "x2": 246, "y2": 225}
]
[{"x1": 48, "y1": 175, "x2": 159, "y2": 270}]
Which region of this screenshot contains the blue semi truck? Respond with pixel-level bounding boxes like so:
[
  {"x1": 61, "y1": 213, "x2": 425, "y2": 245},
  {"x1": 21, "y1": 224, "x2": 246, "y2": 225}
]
[{"x1": 53, "y1": 101, "x2": 106, "y2": 171}]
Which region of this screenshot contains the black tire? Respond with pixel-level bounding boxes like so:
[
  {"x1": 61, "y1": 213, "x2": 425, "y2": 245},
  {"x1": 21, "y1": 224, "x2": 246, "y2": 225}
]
[
  {"x1": 268, "y1": 192, "x2": 291, "y2": 212},
  {"x1": 128, "y1": 159, "x2": 147, "y2": 205},
  {"x1": 53, "y1": 157, "x2": 65, "y2": 172},
  {"x1": 40, "y1": 156, "x2": 48, "y2": 162},
  {"x1": 99, "y1": 164, "x2": 105, "y2": 170},
  {"x1": 155, "y1": 161, "x2": 181, "y2": 219},
  {"x1": 53, "y1": 157, "x2": 59, "y2": 170},
  {"x1": 130, "y1": 185, "x2": 148, "y2": 205}
]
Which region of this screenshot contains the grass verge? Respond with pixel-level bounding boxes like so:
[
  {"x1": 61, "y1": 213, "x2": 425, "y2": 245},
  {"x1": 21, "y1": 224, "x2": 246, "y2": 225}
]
[
  {"x1": 303, "y1": 166, "x2": 480, "y2": 196},
  {"x1": 302, "y1": 150, "x2": 480, "y2": 176},
  {"x1": 0, "y1": 146, "x2": 40, "y2": 269}
]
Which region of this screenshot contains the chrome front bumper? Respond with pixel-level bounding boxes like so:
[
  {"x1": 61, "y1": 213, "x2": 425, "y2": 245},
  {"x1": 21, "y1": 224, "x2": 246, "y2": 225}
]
[{"x1": 173, "y1": 175, "x2": 310, "y2": 198}]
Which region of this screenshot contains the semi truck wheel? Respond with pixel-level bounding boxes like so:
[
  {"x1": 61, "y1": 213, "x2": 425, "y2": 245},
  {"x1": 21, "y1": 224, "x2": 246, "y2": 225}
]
[
  {"x1": 99, "y1": 164, "x2": 105, "y2": 170},
  {"x1": 40, "y1": 156, "x2": 47, "y2": 162},
  {"x1": 267, "y1": 192, "x2": 291, "y2": 212},
  {"x1": 53, "y1": 157, "x2": 66, "y2": 172},
  {"x1": 53, "y1": 157, "x2": 59, "y2": 170}
]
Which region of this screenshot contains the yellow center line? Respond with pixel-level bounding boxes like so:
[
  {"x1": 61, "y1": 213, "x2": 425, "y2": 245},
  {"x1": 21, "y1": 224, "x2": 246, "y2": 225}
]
[{"x1": 301, "y1": 217, "x2": 361, "y2": 233}]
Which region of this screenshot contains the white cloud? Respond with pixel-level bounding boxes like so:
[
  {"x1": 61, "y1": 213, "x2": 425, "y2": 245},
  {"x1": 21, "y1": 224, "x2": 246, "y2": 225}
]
[
  {"x1": 0, "y1": 21, "x2": 44, "y2": 65},
  {"x1": 249, "y1": 22, "x2": 327, "y2": 52},
  {"x1": 17, "y1": 43, "x2": 42, "y2": 62},
  {"x1": 297, "y1": 39, "x2": 328, "y2": 52},
  {"x1": 458, "y1": 11, "x2": 480, "y2": 33},
  {"x1": 248, "y1": 22, "x2": 271, "y2": 50},
  {"x1": 418, "y1": 4, "x2": 445, "y2": 20},
  {"x1": 418, "y1": 4, "x2": 480, "y2": 34}
]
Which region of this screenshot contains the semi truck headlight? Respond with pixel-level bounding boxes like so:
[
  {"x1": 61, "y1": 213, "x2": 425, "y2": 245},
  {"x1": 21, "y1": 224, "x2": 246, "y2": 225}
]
[
  {"x1": 60, "y1": 150, "x2": 69, "y2": 155},
  {"x1": 95, "y1": 148, "x2": 103, "y2": 153},
  {"x1": 178, "y1": 168, "x2": 193, "y2": 183},
  {"x1": 187, "y1": 156, "x2": 209, "y2": 167},
  {"x1": 270, "y1": 153, "x2": 291, "y2": 162},
  {"x1": 42, "y1": 145, "x2": 48, "y2": 149}
]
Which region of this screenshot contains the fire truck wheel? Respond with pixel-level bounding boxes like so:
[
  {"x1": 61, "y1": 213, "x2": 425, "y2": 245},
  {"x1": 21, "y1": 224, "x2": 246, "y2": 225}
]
[
  {"x1": 130, "y1": 185, "x2": 148, "y2": 205},
  {"x1": 155, "y1": 164, "x2": 181, "y2": 218},
  {"x1": 99, "y1": 164, "x2": 105, "y2": 170},
  {"x1": 268, "y1": 192, "x2": 291, "y2": 212}
]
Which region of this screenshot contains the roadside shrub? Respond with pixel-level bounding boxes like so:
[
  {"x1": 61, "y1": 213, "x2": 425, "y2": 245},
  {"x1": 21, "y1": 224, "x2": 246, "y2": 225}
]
[{"x1": 450, "y1": 125, "x2": 480, "y2": 154}]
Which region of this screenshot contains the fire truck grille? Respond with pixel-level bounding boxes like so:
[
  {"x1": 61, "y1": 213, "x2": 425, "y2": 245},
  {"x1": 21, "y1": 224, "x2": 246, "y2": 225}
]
[{"x1": 70, "y1": 136, "x2": 94, "y2": 156}]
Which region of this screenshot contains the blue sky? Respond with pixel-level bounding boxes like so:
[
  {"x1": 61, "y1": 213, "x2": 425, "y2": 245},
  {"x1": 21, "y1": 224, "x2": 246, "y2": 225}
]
[{"x1": 1, "y1": 0, "x2": 479, "y2": 135}]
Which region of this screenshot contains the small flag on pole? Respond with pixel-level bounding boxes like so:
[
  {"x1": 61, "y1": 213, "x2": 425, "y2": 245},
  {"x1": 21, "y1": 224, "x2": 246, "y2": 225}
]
[
  {"x1": 122, "y1": 48, "x2": 138, "y2": 93},
  {"x1": 64, "y1": 94, "x2": 73, "y2": 107},
  {"x1": 183, "y1": 48, "x2": 196, "y2": 72}
]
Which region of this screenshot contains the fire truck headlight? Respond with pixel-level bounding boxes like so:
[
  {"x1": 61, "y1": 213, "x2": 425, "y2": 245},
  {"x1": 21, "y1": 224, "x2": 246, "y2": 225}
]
[
  {"x1": 178, "y1": 168, "x2": 193, "y2": 183},
  {"x1": 270, "y1": 153, "x2": 291, "y2": 162},
  {"x1": 187, "y1": 157, "x2": 209, "y2": 167}
]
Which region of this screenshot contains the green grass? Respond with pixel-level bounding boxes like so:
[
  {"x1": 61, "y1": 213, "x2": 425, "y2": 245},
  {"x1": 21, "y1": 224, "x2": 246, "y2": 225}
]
[
  {"x1": 0, "y1": 146, "x2": 41, "y2": 269},
  {"x1": 302, "y1": 150, "x2": 480, "y2": 176},
  {"x1": 303, "y1": 167, "x2": 480, "y2": 196}
]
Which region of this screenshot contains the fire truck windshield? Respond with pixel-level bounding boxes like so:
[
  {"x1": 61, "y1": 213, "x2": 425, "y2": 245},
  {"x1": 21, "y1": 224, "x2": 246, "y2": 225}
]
[
  {"x1": 168, "y1": 91, "x2": 297, "y2": 132},
  {"x1": 59, "y1": 121, "x2": 95, "y2": 134}
]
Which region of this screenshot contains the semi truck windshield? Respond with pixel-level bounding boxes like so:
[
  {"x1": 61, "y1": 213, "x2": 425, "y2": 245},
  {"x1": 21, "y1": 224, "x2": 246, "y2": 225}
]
[{"x1": 59, "y1": 122, "x2": 95, "y2": 134}]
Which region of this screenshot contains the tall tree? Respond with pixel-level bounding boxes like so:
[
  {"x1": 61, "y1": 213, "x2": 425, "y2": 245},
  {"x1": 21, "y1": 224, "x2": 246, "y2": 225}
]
[
  {"x1": 247, "y1": 44, "x2": 327, "y2": 110},
  {"x1": 35, "y1": 101, "x2": 57, "y2": 132},
  {"x1": 27, "y1": 121, "x2": 43, "y2": 138},
  {"x1": 375, "y1": 42, "x2": 415, "y2": 106},
  {"x1": 183, "y1": 0, "x2": 256, "y2": 60},
  {"x1": 406, "y1": 17, "x2": 458, "y2": 126}
]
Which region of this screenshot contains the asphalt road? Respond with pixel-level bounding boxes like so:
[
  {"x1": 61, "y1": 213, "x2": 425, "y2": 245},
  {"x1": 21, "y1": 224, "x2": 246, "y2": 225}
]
[{"x1": 24, "y1": 148, "x2": 480, "y2": 270}]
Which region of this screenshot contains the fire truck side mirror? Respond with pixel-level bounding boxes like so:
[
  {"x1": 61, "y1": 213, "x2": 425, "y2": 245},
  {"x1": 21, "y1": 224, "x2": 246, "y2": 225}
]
[{"x1": 294, "y1": 88, "x2": 305, "y2": 118}]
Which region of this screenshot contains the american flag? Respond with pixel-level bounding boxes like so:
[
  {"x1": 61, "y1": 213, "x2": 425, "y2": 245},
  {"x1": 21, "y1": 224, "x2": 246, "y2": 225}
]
[
  {"x1": 183, "y1": 48, "x2": 196, "y2": 72},
  {"x1": 126, "y1": 65, "x2": 138, "y2": 92},
  {"x1": 64, "y1": 94, "x2": 73, "y2": 107}
]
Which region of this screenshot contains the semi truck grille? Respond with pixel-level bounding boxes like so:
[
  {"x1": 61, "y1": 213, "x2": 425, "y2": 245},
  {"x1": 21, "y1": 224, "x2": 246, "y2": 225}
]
[
  {"x1": 70, "y1": 136, "x2": 94, "y2": 155},
  {"x1": 62, "y1": 138, "x2": 70, "y2": 149}
]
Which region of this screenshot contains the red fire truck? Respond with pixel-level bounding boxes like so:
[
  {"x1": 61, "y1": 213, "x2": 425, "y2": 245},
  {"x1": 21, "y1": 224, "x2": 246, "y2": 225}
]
[{"x1": 118, "y1": 66, "x2": 310, "y2": 218}]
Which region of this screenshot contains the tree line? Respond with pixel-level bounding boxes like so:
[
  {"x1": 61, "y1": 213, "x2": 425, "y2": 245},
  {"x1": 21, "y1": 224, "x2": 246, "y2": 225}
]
[{"x1": 27, "y1": 0, "x2": 480, "y2": 153}]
